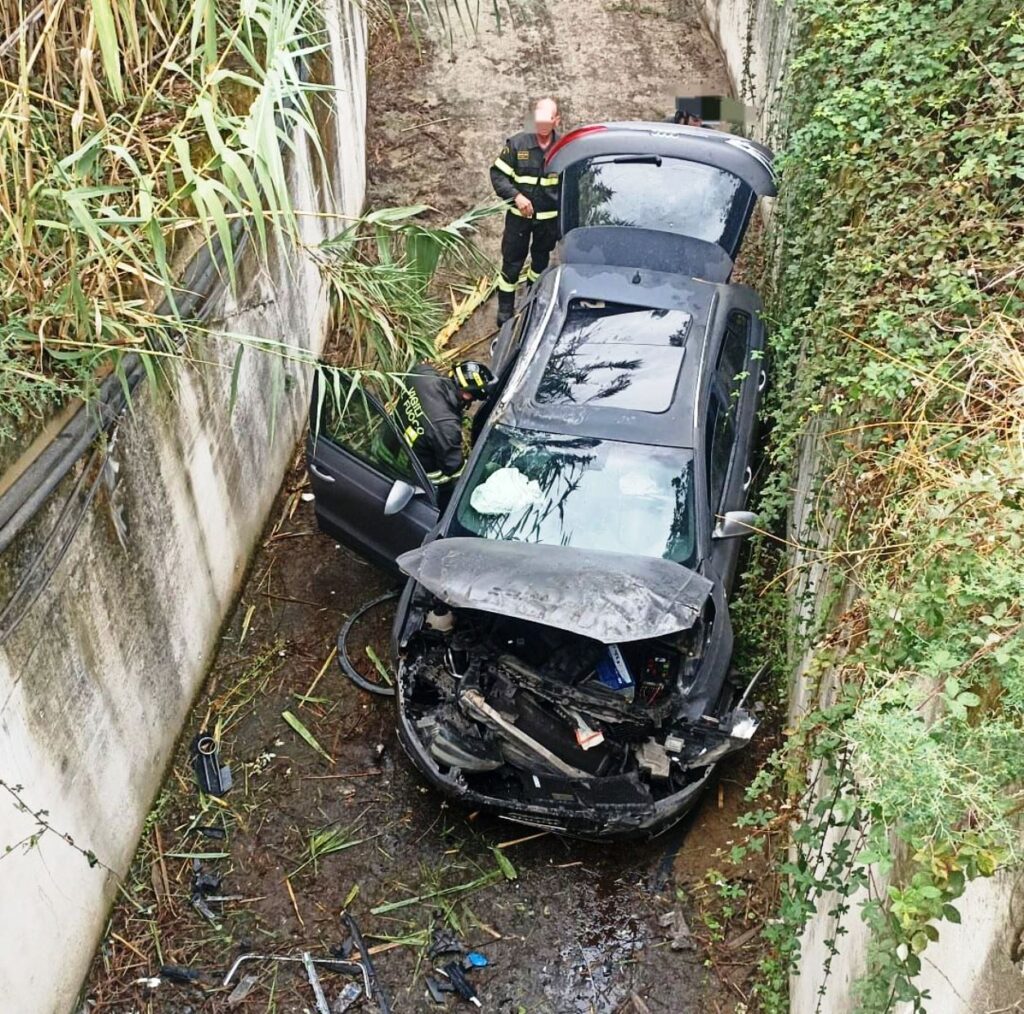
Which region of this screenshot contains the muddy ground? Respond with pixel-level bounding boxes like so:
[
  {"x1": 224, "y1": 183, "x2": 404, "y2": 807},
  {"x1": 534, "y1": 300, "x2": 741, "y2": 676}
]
[{"x1": 83, "y1": 3, "x2": 780, "y2": 1012}]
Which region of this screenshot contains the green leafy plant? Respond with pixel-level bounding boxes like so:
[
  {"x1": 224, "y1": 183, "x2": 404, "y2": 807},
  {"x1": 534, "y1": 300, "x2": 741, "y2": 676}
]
[
  {"x1": 0, "y1": 1, "x2": 503, "y2": 448},
  {"x1": 0, "y1": 0, "x2": 332, "y2": 444},
  {"x1": 316, "y1": 202, "x2": 498, "y2": 373},
  {"x1": 290, "y1": 823, "x2": 368, "y2": 877}
]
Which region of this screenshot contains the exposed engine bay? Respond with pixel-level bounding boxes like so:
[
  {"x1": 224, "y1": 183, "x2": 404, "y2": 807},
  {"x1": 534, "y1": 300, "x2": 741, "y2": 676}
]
[{"x1": 398, "y1": 601, "x2": 758, "y2": 828}]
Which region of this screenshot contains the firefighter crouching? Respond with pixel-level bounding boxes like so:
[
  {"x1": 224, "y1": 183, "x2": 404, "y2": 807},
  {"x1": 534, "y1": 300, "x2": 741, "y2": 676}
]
[
  {"x1": 490, "y1": 97, "x2": 562, "y2": 326},
  {"x1": 396, "y1": 360, "x2": 495, "y2": 484}
]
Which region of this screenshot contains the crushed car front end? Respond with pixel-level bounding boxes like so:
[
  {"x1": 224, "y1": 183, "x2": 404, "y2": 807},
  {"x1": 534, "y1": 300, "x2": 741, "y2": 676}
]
[{"x1": 391, "y1": 539, "x2": 758, "y2": 839}]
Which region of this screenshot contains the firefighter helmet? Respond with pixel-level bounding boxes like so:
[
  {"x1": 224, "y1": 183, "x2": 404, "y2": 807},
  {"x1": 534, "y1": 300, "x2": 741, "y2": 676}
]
[{"x1": 451, "y1": 360, "x2": 495, "y2": 400}]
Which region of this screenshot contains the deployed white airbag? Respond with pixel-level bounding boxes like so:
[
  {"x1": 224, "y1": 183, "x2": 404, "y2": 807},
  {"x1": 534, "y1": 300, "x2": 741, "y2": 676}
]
[{"x1": 469, "y1": 466, "x2": 544, "y2": 516}]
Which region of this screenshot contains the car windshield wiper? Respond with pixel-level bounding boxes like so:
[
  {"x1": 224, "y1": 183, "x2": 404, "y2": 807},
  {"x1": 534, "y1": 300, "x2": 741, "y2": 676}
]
[{"x1": 612, "y1": 154, "x2": 662, "y2": 166}]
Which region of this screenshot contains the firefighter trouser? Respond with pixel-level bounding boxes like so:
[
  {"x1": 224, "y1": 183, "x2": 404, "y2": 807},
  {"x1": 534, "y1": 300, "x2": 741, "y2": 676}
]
[{"x1": 497, "y1": 212, "x2": 558, "y2": 318}]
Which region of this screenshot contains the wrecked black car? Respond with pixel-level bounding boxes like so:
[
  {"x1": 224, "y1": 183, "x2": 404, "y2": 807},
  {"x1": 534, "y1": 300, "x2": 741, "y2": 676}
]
[{"x1": 307, "y1": 122, "x2": 776, "y2": 837}]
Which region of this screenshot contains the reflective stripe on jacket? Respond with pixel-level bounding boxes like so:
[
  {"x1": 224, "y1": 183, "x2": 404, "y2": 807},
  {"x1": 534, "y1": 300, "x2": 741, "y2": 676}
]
[
  {"x1": 490, "y1": 130, "x2": 560, "y2": 219},
  {"x1": 396, "y1": 364, "x2": 464, "y2": 477}
]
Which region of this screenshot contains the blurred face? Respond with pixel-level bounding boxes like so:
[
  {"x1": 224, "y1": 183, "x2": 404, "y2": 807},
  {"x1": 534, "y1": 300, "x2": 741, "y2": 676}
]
[{"x1": 533, "y1": 99, "x2": 560, "y2": 140}]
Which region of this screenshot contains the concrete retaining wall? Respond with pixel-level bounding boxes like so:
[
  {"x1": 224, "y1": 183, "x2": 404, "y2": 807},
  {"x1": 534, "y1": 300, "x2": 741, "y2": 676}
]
[
  {"x1": 698, "y1": 1, "x2": 1024, "y2": 1010},
  {"x1": 697, "y1": 0, "x2": 793, "y2": 147},
  {"x1": 0, "y1": 3, "x2": 366, "y2": 1011}
]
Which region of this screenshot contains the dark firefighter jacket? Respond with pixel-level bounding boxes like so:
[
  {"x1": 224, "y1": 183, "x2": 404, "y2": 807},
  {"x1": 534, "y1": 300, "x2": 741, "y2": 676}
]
[
  {"x1": 396, "y1": 364, "x2": 464, "y2": 479},
  {"x1": 490, "y1": 131, "x2": 561, "y2": 220}
]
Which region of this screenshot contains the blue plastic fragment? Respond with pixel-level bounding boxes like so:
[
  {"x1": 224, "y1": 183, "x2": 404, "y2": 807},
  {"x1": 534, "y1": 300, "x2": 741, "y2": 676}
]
[
  {"x1": 466, "y1": 951, "x2": 488, "y2": 968},
  {"x1": 595, "y1": 644, "x2": 635, "y2": 700}
]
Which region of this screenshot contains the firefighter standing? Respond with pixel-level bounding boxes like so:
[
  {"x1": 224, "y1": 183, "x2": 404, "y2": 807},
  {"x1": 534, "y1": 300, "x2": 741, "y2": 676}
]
[
  {"x1": 396, "y1": 361, "x2": 495, "y2": 483},
  {"x1": 490, "y1": 97, "x2": 562, "y2": 326}
]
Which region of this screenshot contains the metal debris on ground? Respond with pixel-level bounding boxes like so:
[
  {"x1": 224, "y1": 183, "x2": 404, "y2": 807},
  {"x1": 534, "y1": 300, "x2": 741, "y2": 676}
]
[
  {"x1": 226, "y1": 973, "x2": 258, "y2": 1006},
  {"x1": 303, "y1": 951, "x2": 331, "y2": 1014},
  {"x1": 191, "y1": 893, "x2": 219, "y2": 926},
  {"x1": 342, "y1": 911, "x2": 393, "y2": 1014},
  {"x1": 333, "y1": 981, "x2": 363, "y2": 1012},
  {"x1": 440, "y1": 961, "x2": 481, "y2": 1007},
  {"x1": 658, "y1": 909, "x2": 697, "y2": 951},
  {"x1": 222, "y1": 953, "x2": 368, "y2": 989},
  {"x1": 159, "y1": 964, "x2": 201, "y2": 985},
  {"x1": 190, "y1": 858, "x2": 226, "y2": 926},
  {"x1": 425, "y1": 975, "x2": 453, "y2": 1005},
  {"x1": 218, "y1": 914, "x2": 392, "y2": 1013},
  {"x1": 192, "y1": 858, "x2": 222, "y2": 895},
  {"x1": 428, "y1": 928, "x2": 464, "y2": 960}
]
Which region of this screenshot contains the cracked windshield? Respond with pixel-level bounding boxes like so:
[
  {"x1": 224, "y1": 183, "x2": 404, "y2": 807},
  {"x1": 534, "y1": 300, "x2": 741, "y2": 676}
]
[{"x1": 454, "y1": 426, "x2": 697, "y2": 565}]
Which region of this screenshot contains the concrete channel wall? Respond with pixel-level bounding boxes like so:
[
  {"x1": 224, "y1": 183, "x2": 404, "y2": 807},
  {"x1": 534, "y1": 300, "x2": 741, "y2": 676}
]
[
  {"x1": 0, "y1": 3, "x2": 366, "y2": 1011},
  {"x1": 697, "y1": 1, "x2": 1024, "y2": 1011}
]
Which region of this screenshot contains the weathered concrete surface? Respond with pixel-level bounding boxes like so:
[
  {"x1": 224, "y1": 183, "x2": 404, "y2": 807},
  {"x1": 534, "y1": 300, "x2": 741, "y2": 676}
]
[
  {"x1": 698, "y1": 1, "x2": 1024, "y2": 1010},
  {"x1": 697, "y1": 0, "x2": 792, "y2": 147},
  {"x1": 0, "y1": 3, "x2": 365, "y2": 1011}
]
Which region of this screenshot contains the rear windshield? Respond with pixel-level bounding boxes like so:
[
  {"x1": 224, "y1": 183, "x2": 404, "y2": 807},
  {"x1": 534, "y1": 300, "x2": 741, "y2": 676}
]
[
  {"x1": 453, "y1": 425, "x2": 697, "y2": 566},
  {"x1": 536, "y1": 304, "x2": 691, "y2": 412},
  {"x1": 563, "y1": 156, "x2": 752, "y2": 254}
]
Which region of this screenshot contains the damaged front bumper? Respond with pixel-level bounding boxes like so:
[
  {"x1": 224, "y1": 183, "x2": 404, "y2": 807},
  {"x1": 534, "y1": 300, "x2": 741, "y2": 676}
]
[
  {"x1": 393, "y1": 614, "x2": 759, "y2": 839},
  {"x1": 391, "y1": 539, "x2": 760, "y2": 839},
  {"x1": 396, "y1": 694, "x2": 732, "y2": 838}
]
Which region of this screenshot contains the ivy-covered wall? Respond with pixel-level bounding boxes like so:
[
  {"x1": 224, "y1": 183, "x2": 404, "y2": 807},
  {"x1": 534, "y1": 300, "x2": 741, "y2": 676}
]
[{"x1": 702, "y1": 0, "x2": 1024, "y2": 1009}]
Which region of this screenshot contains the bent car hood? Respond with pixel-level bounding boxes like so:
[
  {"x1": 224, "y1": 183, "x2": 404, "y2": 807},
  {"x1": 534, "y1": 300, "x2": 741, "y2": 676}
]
[{"x1": 397, "y1": 538, "x2": 712, "y2": 644}]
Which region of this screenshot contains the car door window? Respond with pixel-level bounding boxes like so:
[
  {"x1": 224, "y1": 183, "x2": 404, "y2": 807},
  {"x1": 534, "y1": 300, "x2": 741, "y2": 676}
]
[
  {"x1": 705, "y1": 392, "x2": 736, "y2": 514},
  {"x1": 317, "y1": 375, "x2": 420, "y2": 485}
]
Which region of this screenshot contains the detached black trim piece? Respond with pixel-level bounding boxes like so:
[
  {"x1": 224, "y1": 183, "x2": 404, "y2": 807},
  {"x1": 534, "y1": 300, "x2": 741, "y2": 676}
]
[{"x1": 336, "y1": 590, "x2": 400, "y2": 696}]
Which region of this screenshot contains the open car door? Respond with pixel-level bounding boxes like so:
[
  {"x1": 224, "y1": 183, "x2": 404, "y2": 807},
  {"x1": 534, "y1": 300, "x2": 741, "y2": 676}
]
[
  {"x1": 546, "y1": 122, "x2": 776, "y2": 272},
  {"x1": 306, "y1": 371, "x2": 440, "y2": 571}
]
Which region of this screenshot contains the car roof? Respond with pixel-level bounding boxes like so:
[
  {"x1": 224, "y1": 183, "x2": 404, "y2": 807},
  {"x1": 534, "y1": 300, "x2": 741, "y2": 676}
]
[{"x1": 491, "y1": 263, "x2": 723, "y2": 449}]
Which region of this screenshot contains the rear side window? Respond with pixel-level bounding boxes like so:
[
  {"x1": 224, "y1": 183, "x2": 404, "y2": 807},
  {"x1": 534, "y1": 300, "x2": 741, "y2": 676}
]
[{"x1": 716, "y1": 310, "x2": 750, "y2": 400}]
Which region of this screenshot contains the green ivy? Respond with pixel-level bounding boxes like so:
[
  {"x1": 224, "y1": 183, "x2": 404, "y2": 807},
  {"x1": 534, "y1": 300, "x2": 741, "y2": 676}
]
[{"x1": 747, "y1": 0, "x2": 1024, "y2": 1008}]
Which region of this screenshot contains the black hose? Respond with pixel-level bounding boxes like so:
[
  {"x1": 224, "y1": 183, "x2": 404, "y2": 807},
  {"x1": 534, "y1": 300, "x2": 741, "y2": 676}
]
[{"x1": 336, "y1": 590, "x2": 400, "y2": 697}]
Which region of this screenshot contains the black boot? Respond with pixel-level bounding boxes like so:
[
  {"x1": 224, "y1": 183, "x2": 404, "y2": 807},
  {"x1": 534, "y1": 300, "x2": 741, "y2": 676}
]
[{"x1": 496, "y1": 289, "x2": 515, "y2": 327}]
